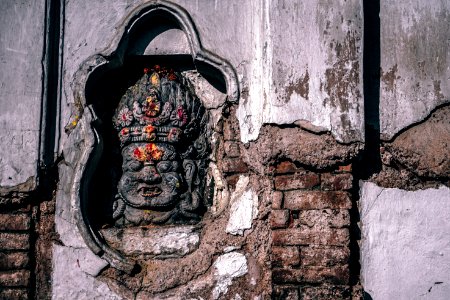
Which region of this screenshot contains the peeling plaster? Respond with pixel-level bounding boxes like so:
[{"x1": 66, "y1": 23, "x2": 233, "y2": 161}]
[
  {"x1": 380, "y1": 0, "x2": 450, "y2": 140},
  {"x1": 226, "y1": 176, "x2": 258, "y2": 236},
  {"x1": 237, "y1": 0, "x2": 364, "y2": 144},
  {"x1": 360, "y1": 182, "x2": 450, "y2": 299},
  {"x1": 213, "y1": 251, "x2": 248, "y2": 299}
]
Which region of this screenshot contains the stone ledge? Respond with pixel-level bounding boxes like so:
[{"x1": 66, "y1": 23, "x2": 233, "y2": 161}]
[{"x1": 100, "y1": 226, "x2": 200, "y2": 259}]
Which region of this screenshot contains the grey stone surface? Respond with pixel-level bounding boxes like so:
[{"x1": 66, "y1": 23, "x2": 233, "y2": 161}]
[
  {"x1": 380, "y1": 0, "x2": 450, "y2": 140},
  {"x1": 360, "y1": 182, "x2": 450, "y2": 299},
  {"x1": 52, "y1": 245, "x2": 119, "y2": 299},
  {"x1": 55, "y1": 108, "x2": 90, "y2": 248},
  {"x1": 100, "y1": 226, "x2": 200, "y2": 258},
  {"x1": 53, "y1": 107, "x2": 109, "y2": 284},
  {"x1": 0, "y1": 0, "x2": 44, "y2": 187}
]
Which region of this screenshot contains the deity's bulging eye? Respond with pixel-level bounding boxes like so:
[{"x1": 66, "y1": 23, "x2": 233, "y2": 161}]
[
  {"x1": 156, "y1": 161, "x2": 173, "y2": 173},
  {"x1": 126, "y1": 160, "x2": 142, "y2": 172},
  {"x1": 163, "y1": 173, "x2": 182, "y2": 191}
]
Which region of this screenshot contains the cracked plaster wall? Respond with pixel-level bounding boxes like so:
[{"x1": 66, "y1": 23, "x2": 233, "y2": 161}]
[
  {"x1": 380, "y1": 0, "x2": 450, "y2": 140},
  {"x1": 47, "y1": 0, "x2": 450, "y2": 298},
  {"x1": 360, "y1": 182, "x2": 450, "y2": 299},
  {"x1": 1, "y1": 0, "x2": 449, "y2": 298},
  {"x1": 359, "y1": 3, "x2": 450, "y2": 298},
  {"x1": 0, "y1": 0, "x2": 44, "y2": 188},
  {"x1": 60, "y1": 0, "x2": 364, "y2": 147}
]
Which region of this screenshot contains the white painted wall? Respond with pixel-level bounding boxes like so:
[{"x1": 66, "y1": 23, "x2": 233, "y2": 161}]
[
  {"x1": 360, "y1": 182, "x2": 450, "y2": 299},
  {"x1": 0, "y1": 0, "x2": 45, "y2": 187}
]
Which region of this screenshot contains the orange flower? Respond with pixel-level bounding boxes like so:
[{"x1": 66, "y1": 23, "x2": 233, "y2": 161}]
[
  {"x1": 133, "y1": 147, "x2": 146, "y2": 161},
  {"x1": 121, "y1": 128, "x2": 130, "y2": 136},
  {"x1": 143, "y1": 125, "x2": 155, "y2": 133},
  {"x1": 144, "y1": 143, "x2": 163, "y2": 160},
  {"x1": 145, "y1": 143, "x2": 156, "y2": 153},
  {"x1": 168, "y1": 73, "x2": 177, "y2": 81}
]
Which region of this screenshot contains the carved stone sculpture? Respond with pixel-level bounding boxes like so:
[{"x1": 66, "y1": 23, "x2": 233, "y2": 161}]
[{"x1": 112, "y1": 66, "x2": 209, "y2": 226}]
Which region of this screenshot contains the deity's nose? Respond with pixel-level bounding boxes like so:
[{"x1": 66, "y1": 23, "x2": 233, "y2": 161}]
[{"x1": 141, "y1": 164, "x2": 161, "y2": 183}]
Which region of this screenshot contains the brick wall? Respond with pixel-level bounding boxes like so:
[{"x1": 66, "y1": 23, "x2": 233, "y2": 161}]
[
  {"x1": 0, "y1": 197, "x2": 55, "y2": 299},
  {"x1": 270, "y1": 161, "x2": 354, "y2": 299},
  {"x1": 0, "y1": 207, "x2": 32, "y2": 299}
]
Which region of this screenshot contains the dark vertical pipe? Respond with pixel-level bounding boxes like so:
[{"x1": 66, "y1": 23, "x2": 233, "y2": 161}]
[
  {"x1": 39, "y1": 0, "x2": 62, "y2": 168},
  {"x1": 349, "y1": 0, "x2": 382, "y2": 293},
  {"x1": 362, "y1": 0, "x2": 381, "y2": 177}
]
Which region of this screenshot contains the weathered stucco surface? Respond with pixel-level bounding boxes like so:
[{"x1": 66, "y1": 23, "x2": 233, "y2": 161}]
[
  {"x1": 360, "y1": 182, "x2": 450, "y2": 299},
  {"x1": 237, "y1": 0, "x2": 364, "y2": 144},
  {"x1": 0, "y1": 0, "x2": 437, "y2": 298},
  {"x1": 226, "y1": 175, "x2": 258, "y2": 236},
  {"x1": 0, "y1": 0, "x2": 44, "y2": 187},
  {"x1": 53, "y1": 245, "x2": 121, "y2": 300},
  {"x1": 380, "y1": 0, "x2": 450, "y2": 140},
  {"x1": 60, "y1": 0, "x2": 364, "y2": 149}
]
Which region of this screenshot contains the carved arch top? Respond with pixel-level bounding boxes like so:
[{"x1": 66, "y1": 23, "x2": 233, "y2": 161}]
[{"x1": 71, "y1": 0, "x2": 239, "y2": 116}]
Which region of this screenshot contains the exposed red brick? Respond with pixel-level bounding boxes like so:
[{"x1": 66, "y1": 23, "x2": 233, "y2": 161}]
[
  {"x1": 272, "y1": 246, "x2": 300, "y2": 267},
  {"x1": 338, "y1": 164, "x2": 352, "y2": 173},
  {"x1": 224, "y1": 141, "x2": 240, "y2": 158},
  {"x1": 0, "y1": 270, "x2": 30, "y2": 287},
  {"x1": 223, "y1": 117, "x2": 240, "y2": 141},
  {"x1": 272, "y1": 227, "x2": 349, "y2": 246},
  {"x1": 299, "y1": 209, "x2": 350, "y2": 228},
  {"x1": 0, "y1": 214, "x2": 30, "y2": 231},
  {"x1": 0, "y1": 288, "x2": 28, "y2": 299},
  {"x1": 222, "y1": 158, "x2": 249, "y2": 174},
  {"x1": 301, "y1": 246, "x2": 350, "y2": 267},
  {"x1": 303, "y1": 265, "x2": 350, "y2": 284},
  {"x1": 270, "y1": 210, "x2": 290, "y2": 229},
  {"x1": 273, "y1": 285, "x2": 299, "y2": 299},
  {"x1": 37, "y1": 214, "x2": 54, "y2": 235},
  {"x1": 284, "y1": 191, "x2": 351, "y2": 210},
  {"x1": 272, "y1": 265, "x2": 349, "y2": 284},
  {"x1": 302, "y1": 285, "x2": 351, "y2": 300},
  {"x1": 271, "y1": 191, "x2": 283, "y2": 209},
  {"x1": 274, "y1": 161, "x2": 304, "y2": 174},
  {"x1": 274, "y1": 173, "x2": 320, "y2": 191},
  {"x1": 321, "y1": 173, "x2": 353, "y2": 191},
  {"x1": 0, "y1": 233, "x2": 29, "y2": 250},
  {"x1": 35, "y1": 206, "x2": 56, "y2": 300},
  {"x1": 40, "y1": 200, "x2": 55, "y2": 214},
  {"x1": 0, "y1": 252, "x2": 29, "y2": 270}
]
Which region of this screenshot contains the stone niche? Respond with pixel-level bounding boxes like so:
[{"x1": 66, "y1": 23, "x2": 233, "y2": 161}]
[{"x1": 69, "y1": 1, "x2": 239, "y2": 275}]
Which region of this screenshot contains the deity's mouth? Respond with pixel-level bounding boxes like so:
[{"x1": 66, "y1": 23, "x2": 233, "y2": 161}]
[{"x1": 139, "y1": 186, "x2": 162, "y2": 197}]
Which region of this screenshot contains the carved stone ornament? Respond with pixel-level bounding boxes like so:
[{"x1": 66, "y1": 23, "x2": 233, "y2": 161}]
[
  {"x1": 67, "y1": 1, "x2": 239, "y2": 273},
  {"x1": 112, "y1": 66, "x2": 209, "y2": 226}
]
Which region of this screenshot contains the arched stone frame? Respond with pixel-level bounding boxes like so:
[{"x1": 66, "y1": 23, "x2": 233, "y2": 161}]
[{"x1": 69, "y1": 0, "x2": 239, "y2": 273}]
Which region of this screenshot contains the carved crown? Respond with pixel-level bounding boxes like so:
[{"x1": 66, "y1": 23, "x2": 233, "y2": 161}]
[{"x1": 113, "y1": 66, "x2": 194, "y2": 148}]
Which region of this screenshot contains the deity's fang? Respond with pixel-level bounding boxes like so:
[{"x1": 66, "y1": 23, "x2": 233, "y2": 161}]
[{"x1": 140, "y1": 187, "x2": 162, "y2": 197}]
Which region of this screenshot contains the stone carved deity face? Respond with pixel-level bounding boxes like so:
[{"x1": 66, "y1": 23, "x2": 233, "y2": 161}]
[
  {"x1": 118, "y1": 143, "x2": 183, "y2": 209},
  {"x1": 112, "y1": 66, "x2": 209, "y2": 226}
]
